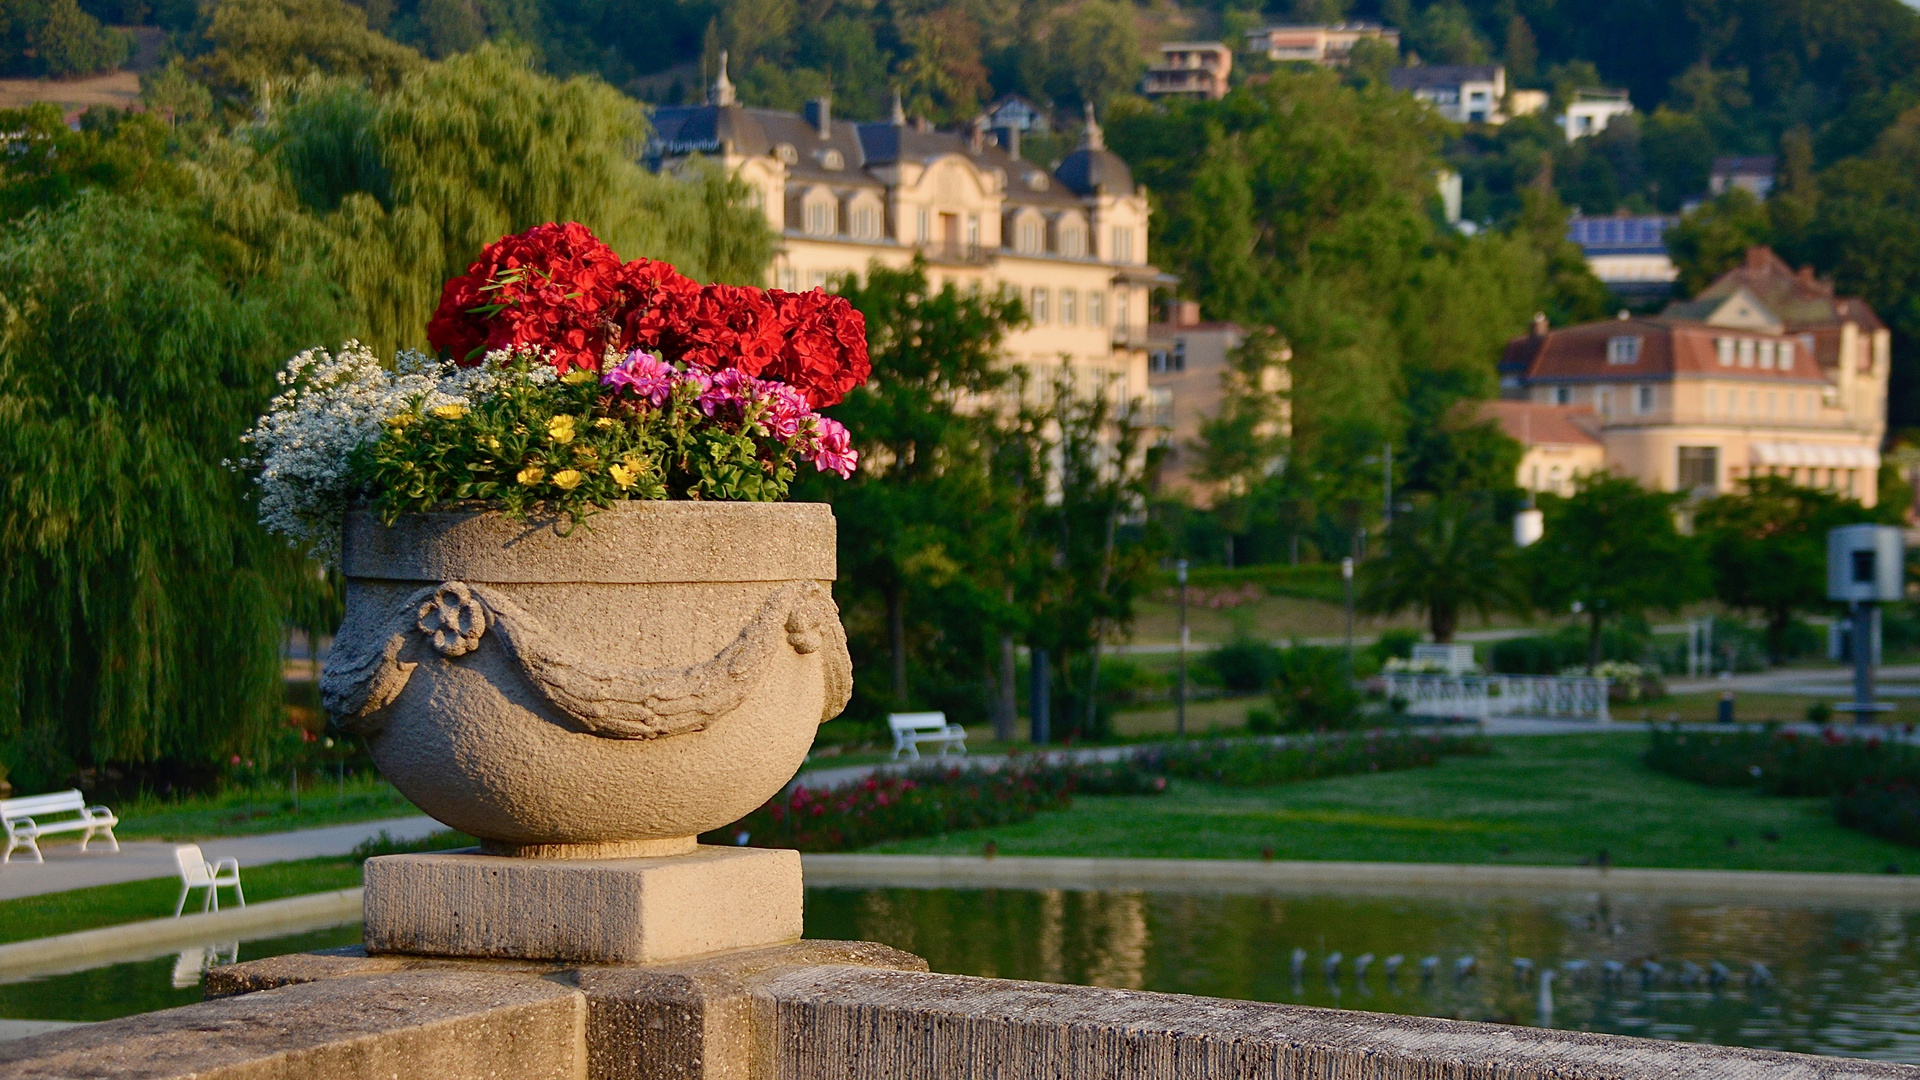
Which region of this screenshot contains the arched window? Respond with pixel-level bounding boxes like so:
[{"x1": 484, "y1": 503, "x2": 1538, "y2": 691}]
[{"x1": 1058, "y1": 219, "x2": 1087, "y2": 257}]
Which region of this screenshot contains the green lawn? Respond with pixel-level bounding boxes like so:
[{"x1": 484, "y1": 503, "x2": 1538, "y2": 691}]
[
  {"x1": 112, "y1": 775, "x2": 417, "y2": 841},
  {"x1": 868, "y1": 732, "x2": 1919, "y2": 873},
  {"x1": 0, "y1": 856, "x2": 365, "y2": 945}
]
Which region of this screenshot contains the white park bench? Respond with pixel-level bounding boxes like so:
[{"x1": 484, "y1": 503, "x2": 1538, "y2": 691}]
[
  {"x1": 173, "y1": 844, "x2": 245, "y2": 916},
  {"x1": 1, "y1": 790, "x2": 119, "y2": 864},
  {"x1": 889, "y1": 712, "x2": 967, "y2": 760}
]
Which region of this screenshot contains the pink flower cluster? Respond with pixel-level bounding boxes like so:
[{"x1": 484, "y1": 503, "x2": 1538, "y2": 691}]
[{"x1": 602, "y1": 352, "x2": 859, "y2": 479}]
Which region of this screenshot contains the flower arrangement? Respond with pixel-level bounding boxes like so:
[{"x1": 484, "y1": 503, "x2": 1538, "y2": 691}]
[{"x1": 243, "y1": 223, "x2": 870, "y2": 559}]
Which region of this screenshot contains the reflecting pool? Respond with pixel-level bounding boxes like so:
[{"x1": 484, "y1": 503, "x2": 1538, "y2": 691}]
[{"x1": 8, "y1": 885, "x2": 1920, "y2": 1062}]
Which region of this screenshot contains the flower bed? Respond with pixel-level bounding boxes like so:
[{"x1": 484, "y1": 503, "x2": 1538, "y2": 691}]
[
  {"x1": 705, "y1": 759, "x2": 1168, "y2": 852},
  {"x1": 1835, "y1": 778, "x2": 1920, "y2": 848},
  {"x1": 1644, "y1": 724, "x2": 1920, "y2": 797},
  {"x1": 240, "y1": 222, "x2": 870, "y2": 560},
  {"x1": 1138, "y1": 730, "x2": 1491, "y2": 788}
]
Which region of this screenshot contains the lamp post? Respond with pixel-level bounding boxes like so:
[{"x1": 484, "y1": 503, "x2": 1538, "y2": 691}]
[
  {"x1": 1341, "y1": 556, "x2": 1356, "y2": 681},
  {"x1": 1176, "y1": 559, "x2": 1189, "y2": 737}
]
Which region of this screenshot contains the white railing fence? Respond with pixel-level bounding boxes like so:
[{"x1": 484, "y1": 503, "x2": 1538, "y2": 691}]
[{"x1": 1382, "y1": 673, "x2": 1610, "y2": 722}]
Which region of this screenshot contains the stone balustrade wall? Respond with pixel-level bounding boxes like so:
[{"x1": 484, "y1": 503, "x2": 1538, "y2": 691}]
[{"x1": 3, "y1": 940, "x2": 1913, "y2": 1080}]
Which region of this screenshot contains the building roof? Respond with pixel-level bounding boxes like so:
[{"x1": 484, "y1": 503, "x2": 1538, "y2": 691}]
[
  {"x1": 1475, "y1": 401, "x2": 1602, "y2": 448},
  {"x1": 1502, "y1": 314, "x2": 1824, "y2": 384},
  {"x1": 1712, "y1": 156, "x2": 1777, "y2": 177},
  {"x1": 1390, "y1": 65, "x2": 1502, "y2": 90},
  {"x1": 649, "y1": 101, "x2": 1096, "y2": 205},
  {"x1": 1567, "y1": 214, "x2": 1671, "y2": 255},
  {"x1": 1675, "y1": 246, "x2": 1885, "y2": 333}
]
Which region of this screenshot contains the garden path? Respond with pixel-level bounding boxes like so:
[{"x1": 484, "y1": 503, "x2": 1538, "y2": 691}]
[{"x1": 0, "y1": 816, "x2": 441, "y2": 902}]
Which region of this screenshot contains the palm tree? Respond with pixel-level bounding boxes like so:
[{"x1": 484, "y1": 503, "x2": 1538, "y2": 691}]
[{"x1": 1360, "y1": 495, "x2": 1527, "y2": 643}]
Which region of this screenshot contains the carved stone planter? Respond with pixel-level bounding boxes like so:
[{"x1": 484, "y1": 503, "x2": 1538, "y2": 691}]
[{"x1": 321, "y1": 501, "x2": 850, "y2": 859}]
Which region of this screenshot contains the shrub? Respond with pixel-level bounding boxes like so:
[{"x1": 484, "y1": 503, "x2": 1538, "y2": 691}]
[
  {"x1": 1270, "y1": 645, "x2": 1360, "y2": 730},
  {"x1": 1140, "y1": 730, "x2": 1490, "y2": 788},
  {"x1": 1205, "y1": 637, "x2": 1281, "y2": 693},
  {"x1": 1836, "y1": 779, "x2": 1920, "y2": 848},
  {"x1": 706, "y1": 758, "x2": 1167, "y2": 852},
  {"x1": 1245, "y1": 705, "x2": 1280, "y2": 734},
  {"x1": 1369, "y1": 629, "x2": 1422, "y2": 664}
]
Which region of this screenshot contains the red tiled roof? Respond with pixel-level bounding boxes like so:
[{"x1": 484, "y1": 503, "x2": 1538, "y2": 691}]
[
  {"x1": 1505, "y1": 317, "x2": 1824, "y2": 384},
  {"x1": 1475, "y1": 401, "x2": 1601, "y2": 448},
  {"x1": 1681, "y1": 246, "x2": 1885, "y2": 333}
]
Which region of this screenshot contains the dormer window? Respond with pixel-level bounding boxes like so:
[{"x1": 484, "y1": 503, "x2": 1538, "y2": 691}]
[
  {"x1": 1780, "y1": 341, "x2": 1795, "y2": 370},
  {"x1": 1717, "y1": 338, "x2": 1735, "y2": 366},
  {"x1": 776, "y1": 143, "x2": 798, "y2": 164},
  {"x1": 816, "y1": 149, "x2": 844, "y2": 170},
  {"x1": 1014, "y1": 217, "x2": 1043, "y2": 254},
  {"x1": 1025, "y1": 172, "x2": 1049, "y2": 191},
  {"x1": 1737, "y1": 339, "x2": 1754, "y2": 367},
  {"x1": 1607, "y1": 335, "x2": 1641, "y2": 365},
  {"x1": 1058, "y1": 220, "x2": 1086, "y2": 257},
  {"x1": 1758, "y1": 340, "x2": 1776, "y2": 369}
]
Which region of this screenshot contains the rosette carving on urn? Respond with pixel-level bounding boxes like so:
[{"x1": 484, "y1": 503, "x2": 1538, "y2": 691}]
[{"x1": 322, "y1": 580, "x2": 851, "y2": 740}]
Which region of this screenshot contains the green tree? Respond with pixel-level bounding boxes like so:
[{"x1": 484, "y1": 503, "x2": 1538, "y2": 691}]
[
  {"x1": 0, "y1": 105, "x2": 189, "y2": 221},
  {"x1": 1695, "y1": 477, "x2": 1875, "y2": 664},
  {"x1": 0, "y1": 194, "x2": 343, "y2": 789},
  {"x1": 199, "y1": 44, "x2": 776, "y2": 357},
  {"x1": 1666, "y1": 188, "x2": 1773, "y2": 296},
  {"x1": 1360, "y1": 495, "x2": 1525, "y2": 642},
  {"x1": 1192, "y1": 327, "x2": 1290, "y2": 501},
  {"x1": 804, "y1": 259, "x2": 1024, "y2": 726},
  {"x1": 0, "y1": 0, "x2": 126, "y2": 77},
  {"x1": 1045, "y1": 0, "x2": 1142, "y2": 113},
  {"x1": 1526, "y1": 474, "x2": 1705, "y2": 669},
  {"x1": 188, "y1": 0, "x2": 425, "y2": 103}
]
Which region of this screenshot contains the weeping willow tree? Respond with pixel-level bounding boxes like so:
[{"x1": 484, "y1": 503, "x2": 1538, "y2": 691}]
[
  {"x1": 199, "y1": 43, "x2": 778, "y2": 357},
  {"x1": 0, "y1": 194, "x2": 345, "y2": 790}
]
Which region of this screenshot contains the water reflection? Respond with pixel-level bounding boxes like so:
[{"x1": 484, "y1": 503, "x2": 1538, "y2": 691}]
[{"x1": 804, "y1": 887, "x2": 1920, "y2": 1063}]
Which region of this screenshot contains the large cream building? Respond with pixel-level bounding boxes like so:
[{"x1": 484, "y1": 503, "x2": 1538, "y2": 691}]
[
  {"x1": 1499, "y1": 247, "x2": 1889, "y2": 505},
  {"x1": 646, "y1": 61, "x2": 1165, "y2": 405}
]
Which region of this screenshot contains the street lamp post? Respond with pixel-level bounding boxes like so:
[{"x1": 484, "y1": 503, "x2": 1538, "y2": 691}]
[
  {"x1": 1341, "y1": 556, "x2": 1356, "y2": 681},
  {"x1": 1176, "y1": 559, "x2": 1189, "y2": 737}
]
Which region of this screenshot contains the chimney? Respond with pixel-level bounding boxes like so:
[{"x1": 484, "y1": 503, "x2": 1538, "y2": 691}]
[
  {"x1": 912, "y1": 116, "x2": 929, "y2": 133},
  {"x1": 1745, "y1": 246, "x2": 1769, "y2": 271},
  {"x1": 970, "y1": 115, "x2": 986, "y2": 153},
  {"x1": 1005, "y1": 124, "x2": 1021, "y2": 160},
  {"x1": 1531, "y1": 311, "x2": 1548, "y2": 336},
  {"x1": 1174, "y1": 300, "x2": 1201, "y2": 327},
  {"x1": 804, "y1": 97, "x2": 832, "y2": 139}
]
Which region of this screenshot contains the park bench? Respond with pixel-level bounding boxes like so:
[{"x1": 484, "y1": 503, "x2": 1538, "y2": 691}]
[
  {"x1": 174, "y1": 844, "x2": 245, "y2": 916},
  {"x1": 0, "y1": 790, "x2": 119, "y2": 864},
  {"x1": 888, "y1": 712, "x2": 967, "y2": 760}
]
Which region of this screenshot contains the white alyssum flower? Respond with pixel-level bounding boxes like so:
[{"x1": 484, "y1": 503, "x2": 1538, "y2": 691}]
[{"x1": 240, "y1": 343, "x2": 538, "y2": 563}]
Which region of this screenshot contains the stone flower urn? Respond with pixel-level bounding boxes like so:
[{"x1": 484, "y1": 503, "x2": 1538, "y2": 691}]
[{"x1": 320, "y1": 501, "x2": 850, "y2": 860}]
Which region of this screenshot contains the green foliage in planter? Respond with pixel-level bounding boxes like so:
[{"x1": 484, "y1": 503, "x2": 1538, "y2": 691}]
[{"x1": 1138, "y1": 730, "x2": 1491, "y2": 788}]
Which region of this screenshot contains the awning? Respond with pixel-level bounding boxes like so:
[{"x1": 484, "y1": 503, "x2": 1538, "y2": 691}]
[{"x1": 1748, "y1": 441, "x2": 1880, "y2": 469}]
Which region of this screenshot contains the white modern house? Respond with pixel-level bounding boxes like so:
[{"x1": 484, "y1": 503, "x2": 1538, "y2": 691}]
[
  {"x1": 1561, "y1": 88, "x2": 1633, "y2": 140},
  {"x1": 1243, "y1": 22, "x2": 1398, "y2": 65},
  {"x1": 1389, "y1": 65, "x2": 1507, "y2": 124}
]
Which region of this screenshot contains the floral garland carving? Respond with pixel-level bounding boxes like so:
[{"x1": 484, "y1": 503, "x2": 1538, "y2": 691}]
[{"x1": 322, "y1": 581, "x2": 851, "y2": 740}]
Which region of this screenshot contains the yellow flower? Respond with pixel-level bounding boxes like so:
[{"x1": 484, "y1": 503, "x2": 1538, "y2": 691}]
[
  {"x1": 551, "y1": 469, "x2": 583, "y2": 491},
  {"x1": 593, "y1": 417, "x2": 616, "y2": 429},
  {"x1": 609, "y1": 462, "x2": 637, "y2": 489},
  {"x1": 516, "y1": 465, "x2": 545, "y2": 485},
  {"x1": 562, "y1": 370, "x2": 596, "y2": 385},
  {"x1": 547, "y1": 415, "x2": 576, "y2": 444},
  {"x1": 384, "y1": 412, "x2": 415, "y2": 429},
  {"x1": 485, "y1": 436, "x2": 502, "y2": 451},
  {"x1": 430, "y1": 403, "x2": 467, "y2": 420}
]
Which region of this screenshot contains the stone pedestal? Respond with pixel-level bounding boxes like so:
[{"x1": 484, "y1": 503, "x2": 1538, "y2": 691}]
[{"x1": 363, "y1": 845, "x2": 802, "y2": 964}]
